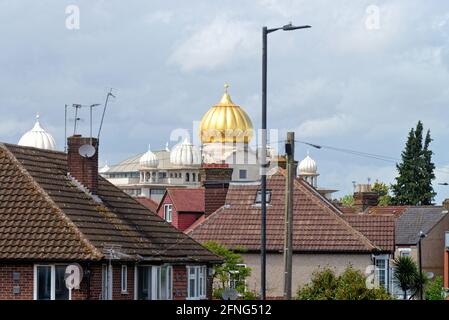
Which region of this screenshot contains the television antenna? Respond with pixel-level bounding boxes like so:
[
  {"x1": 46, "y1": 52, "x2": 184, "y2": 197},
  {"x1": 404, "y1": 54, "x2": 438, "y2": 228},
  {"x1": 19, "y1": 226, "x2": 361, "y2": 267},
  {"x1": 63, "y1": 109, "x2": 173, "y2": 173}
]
[{"x1": 97, "y1": 88, "x2": 116, "y2": 140}]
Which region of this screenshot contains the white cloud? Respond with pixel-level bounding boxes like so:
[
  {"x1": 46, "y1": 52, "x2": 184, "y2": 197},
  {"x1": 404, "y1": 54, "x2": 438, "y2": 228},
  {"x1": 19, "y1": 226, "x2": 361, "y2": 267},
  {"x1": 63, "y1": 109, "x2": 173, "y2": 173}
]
[
  {"x1": 168, "y1": 15, "x2": 258, "y2": 71},
  {"x1": 295, "y1": 114, "x2": 355, "y2": 138}
]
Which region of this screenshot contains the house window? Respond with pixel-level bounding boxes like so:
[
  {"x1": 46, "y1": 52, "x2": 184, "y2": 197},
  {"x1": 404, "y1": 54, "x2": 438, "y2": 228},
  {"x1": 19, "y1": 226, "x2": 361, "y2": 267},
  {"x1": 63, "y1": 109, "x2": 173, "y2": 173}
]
[
  {"x1": 229, "y1": 264, "x2": 247, "y2": 291},
  {"x1": 254, "y1": 190, "x2": 272, "y2": 204},
  {"x1": 102, "y1": 264, "x2": 113, "y2": 300},
  {"x1": 187, "y1": 266, "x2": 207, "y2": 300},
  {"x1": 192, "y1": 173, "x2": 196, "y2": 182},
  {"x1": 121, "y1": 265, "x2": 128, "y2": 294},
  {"x1": 137, "y1": 265, "x2": 172, "y2": 300},
  {"x1": 34, "y1": 265, "x2": 70, "y2": 300},
  {"x1": 374, "y1": 255, "x2": 389, "y2": 290},
  {"x1": 239, "y1": 169, "x2": 247, "y2": 179},
  {"x1": 164, "y1": 204, "x2": 173, "y2": 222},
  {"x1": 399, "y1": 248, "x2": 411, "y2": 257},
  {"x1": 186, "y1": 173, "x2": 190, "y2": 182}
]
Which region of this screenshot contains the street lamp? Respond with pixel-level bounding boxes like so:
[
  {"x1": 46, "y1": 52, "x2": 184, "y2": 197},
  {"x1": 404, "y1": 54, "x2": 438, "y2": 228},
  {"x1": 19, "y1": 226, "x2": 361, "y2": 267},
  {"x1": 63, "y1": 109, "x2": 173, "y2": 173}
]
[
  {"x1": 418, "y1": 230, "x2": 427, "y2": 300},
  {"x1": 260, "y1": 22, "x2": 311, "y2": 300}
]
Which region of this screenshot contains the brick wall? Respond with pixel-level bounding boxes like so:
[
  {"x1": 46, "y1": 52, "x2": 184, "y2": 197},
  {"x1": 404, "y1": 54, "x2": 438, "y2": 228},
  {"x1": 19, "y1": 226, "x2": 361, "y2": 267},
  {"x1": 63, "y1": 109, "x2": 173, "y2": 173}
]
[
  {"x1": 0, "y1": 263, "x2": 206, "y2": 300},
  {"x1": 0, "y1": 264, "x2": 33, "y2": 300},
  {"x1": 200, "y1": 166, "x2": 233, "y2": 217},
  {"x1": 173, "y1": 265, "x2": 188, "y2": 300}
]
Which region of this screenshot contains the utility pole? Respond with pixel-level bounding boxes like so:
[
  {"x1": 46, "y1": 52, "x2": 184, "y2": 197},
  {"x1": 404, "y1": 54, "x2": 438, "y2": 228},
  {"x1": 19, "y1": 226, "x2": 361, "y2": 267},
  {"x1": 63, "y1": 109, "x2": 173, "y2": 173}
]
[
  {"x1": 283, "y1": 131, "x2": 295, "y2": 299},
  {"x1": 418, "y1": 230, "x2": 426, "y2": 300}
]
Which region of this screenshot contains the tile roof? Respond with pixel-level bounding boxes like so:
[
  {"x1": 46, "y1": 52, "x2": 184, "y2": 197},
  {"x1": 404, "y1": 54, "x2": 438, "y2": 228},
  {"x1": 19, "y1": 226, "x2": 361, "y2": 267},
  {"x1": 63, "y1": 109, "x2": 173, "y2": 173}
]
[
  {"x1": 188, "y1": 168, "x2": 384, "y2": 253},
  {"x1": 164, "y1": 188, "x2": 205, "y2": 213},
  {"x1": 0, "y1": 143, "x2": 221, "y2": 263},
  {"x1": 396, "y1": 206, "x2": 448, "y2": 245},
  {"x1": 136, "y1": 197, "x2": 159, "y2": 213},
  {"x1": 366, "y1": 206, "x2": 408, "y2": 217},
  {"x1": 342, "y1": 214, "x2": 395, "y2": 252}
]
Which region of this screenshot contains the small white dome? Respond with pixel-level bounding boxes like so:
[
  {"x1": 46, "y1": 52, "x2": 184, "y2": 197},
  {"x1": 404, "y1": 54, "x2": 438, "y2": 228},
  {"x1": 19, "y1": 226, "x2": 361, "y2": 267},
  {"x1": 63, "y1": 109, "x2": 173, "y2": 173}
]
[
  {"x1": 18, "y1": 114, "x2": 57, "y2": 150},
  {"x1": 139, "y1": 145, "x2": 159, "y2": 168},
  {"x1": 170, "y1": 138, "x2": 201, "y2": 166},
  {"x1": 99, "y1": 163, "x2": 110, "y2": 173},
  {"x1": 298, "y1": 153, "x2": 317, "y2": 174}
]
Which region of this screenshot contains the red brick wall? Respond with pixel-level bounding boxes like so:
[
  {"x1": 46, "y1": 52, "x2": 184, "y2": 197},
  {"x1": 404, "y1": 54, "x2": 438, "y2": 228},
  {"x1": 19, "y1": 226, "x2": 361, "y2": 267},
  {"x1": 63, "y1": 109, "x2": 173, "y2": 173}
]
[
  {"x1": 177, "y1": 213, "x2": 202, "y2": 231},
  {"x1": 204, "y1": 186, "x2": 229, "y2": 217},
  {"x1": 0, "y1": 264, "x2": 34, "y2": 300},
  {"x1": 0, "y1": 263, "x2": 207, "y2": 300},
  {"x1": 67, "y1": 135, "x2": 99, "y2": 194},
  {"x1": 173, "y1": 265, "x2": 188, "y2": 300},
  {"x1": 112, "y1": 264, "x2": 134, "y2": 300}
]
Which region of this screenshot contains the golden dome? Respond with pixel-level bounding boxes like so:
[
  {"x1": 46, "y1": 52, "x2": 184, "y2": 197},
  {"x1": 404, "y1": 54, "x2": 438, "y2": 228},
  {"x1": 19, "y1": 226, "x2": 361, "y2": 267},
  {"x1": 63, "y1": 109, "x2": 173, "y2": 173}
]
[{"x1": 199, "y1": 84, "x2": 254, "y2": 144}]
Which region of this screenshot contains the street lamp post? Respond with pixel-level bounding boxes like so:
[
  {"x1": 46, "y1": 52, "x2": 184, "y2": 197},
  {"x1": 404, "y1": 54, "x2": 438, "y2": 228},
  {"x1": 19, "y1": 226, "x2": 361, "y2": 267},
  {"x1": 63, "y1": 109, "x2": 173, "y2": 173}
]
[
  {"x1": 260, "y1": 23, "x2": 311, "y2": 300},
  {"x1": 418, "y1": 230, "x2": 426, "y2": 300}
]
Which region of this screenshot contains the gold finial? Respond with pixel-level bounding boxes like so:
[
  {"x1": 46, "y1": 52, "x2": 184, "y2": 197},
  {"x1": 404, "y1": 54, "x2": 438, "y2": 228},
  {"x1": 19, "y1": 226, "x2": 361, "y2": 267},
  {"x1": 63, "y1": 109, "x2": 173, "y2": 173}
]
[{"x1": 219, "y1": 83, "x2": 234, "y2": 105}]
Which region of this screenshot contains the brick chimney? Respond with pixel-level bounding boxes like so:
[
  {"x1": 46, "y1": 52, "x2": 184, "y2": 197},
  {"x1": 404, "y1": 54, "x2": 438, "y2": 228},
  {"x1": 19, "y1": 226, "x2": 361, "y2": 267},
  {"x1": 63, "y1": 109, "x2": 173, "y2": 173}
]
[
  {"x1": 200, "y1": 163, "x2": 233, "y2": 217},
  {"x1": 67, "y1": 135, "x2": 99, "y2": 194},
  {"x1": 443, "y1": 199, "x2": 449, "y2": 210},
  {"x1": 353, "y1": 184, "x2": 379, "y2": 212}
]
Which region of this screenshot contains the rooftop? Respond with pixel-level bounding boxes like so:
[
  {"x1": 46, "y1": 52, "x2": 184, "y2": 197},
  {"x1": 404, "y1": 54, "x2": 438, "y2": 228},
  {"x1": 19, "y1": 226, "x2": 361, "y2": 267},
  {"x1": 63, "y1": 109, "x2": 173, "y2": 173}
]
[
  {"x1": 0, "y1": 143, "x2": 220, "y2": 263},
  {"x1": 188, "y1": 168, "x2": 392, "y2": 253}
]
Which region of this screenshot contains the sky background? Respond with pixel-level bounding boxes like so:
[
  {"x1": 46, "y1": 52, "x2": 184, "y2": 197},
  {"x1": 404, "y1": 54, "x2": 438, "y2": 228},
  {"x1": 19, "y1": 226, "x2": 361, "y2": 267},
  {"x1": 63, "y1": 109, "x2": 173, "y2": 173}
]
[{"x1": 1, "y1": 0, "x2": 449, "y2": 202}]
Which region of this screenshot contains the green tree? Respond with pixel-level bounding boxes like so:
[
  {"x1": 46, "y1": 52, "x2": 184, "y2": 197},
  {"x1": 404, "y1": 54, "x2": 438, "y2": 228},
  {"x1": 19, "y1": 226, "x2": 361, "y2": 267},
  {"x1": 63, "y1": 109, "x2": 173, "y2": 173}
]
[
  {"x1": 296, "y1": 266, "x2": 391, "y2": 300},
  {"x1": 203, "y1": 241, "x2": 252, "y2": 299},
  {"x1": 391, "y1": 121, "x2": 435, "y2": 205},
  {"x1": 340, "y1": 194, "x2": 355, "y2": 207},
  {"x1": 425, "y1": 276, "x2": 445, "y2": 300},
  {"x1": 392, "y1": 256, "x2": 427, "y2": 300},
  {"x1": 372, "y1": 181, "x2": 391, "y2": 206},
  {"x1": 421, "y1": 130, "x2": 436, "y2": 205}
]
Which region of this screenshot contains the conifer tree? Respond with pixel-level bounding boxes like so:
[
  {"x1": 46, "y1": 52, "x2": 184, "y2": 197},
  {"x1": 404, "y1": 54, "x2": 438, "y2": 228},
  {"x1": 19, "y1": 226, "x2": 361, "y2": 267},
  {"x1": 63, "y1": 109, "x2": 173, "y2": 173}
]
[{"x1": 391, "y1": 121, "x2": 435, "y2": 205}]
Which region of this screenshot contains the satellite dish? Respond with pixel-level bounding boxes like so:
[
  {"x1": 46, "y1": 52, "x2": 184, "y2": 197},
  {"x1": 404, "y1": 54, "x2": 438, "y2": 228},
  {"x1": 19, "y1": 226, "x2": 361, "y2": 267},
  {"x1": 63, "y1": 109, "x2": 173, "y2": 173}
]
[
  {"x1": 79, "y1": 144, "x2": 96, "y2": 158},
  {"x1": 221, "y1": 288, "x2": 239, "y2": 300}
]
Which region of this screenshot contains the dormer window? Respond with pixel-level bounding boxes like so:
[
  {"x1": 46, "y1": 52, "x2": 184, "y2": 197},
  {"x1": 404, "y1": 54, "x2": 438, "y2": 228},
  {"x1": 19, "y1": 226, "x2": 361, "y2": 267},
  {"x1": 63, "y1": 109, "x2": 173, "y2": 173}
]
[{"x1": 254, "y1": 190, "x2": 272, "y2": 204}]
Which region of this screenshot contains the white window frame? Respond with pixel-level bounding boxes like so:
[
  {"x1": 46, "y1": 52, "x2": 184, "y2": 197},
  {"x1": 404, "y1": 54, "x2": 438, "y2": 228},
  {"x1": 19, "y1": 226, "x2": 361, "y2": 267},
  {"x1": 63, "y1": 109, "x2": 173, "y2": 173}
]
[
  {"x1": 229, "y1": 263, "x2": 247, "y2": 291},
  {"x1": 187, "y1": 266, "x2": 207, "y2": 300},
  {"x1": 33, "y1": 264, "x2": 72, "y2": 301},
  {"x1": 399, "y1": 248, "x2": 412, "y2": 257},
  {"x1": 102, "y1": 264, "x2": 113, "y2": 300},
  {"x1": 164, "y1": 204, "x2": 173, "y2": 222},
  {"x1": 373, "y1": 254, "x2": 389, "y2": 291},
  {"x1": 121, "y1": 265, "x2": 128, "y2": 294},
  {"x1": 136, "y1": 265, "x2": 173, "y2": 300}
]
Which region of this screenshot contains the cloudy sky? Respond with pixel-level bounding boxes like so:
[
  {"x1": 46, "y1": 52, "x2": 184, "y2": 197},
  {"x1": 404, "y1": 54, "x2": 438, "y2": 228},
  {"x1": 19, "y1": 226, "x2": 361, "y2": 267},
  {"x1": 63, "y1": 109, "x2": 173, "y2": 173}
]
[{"x1": 1, "y1": 0, "x2": 449, "y2": 202}]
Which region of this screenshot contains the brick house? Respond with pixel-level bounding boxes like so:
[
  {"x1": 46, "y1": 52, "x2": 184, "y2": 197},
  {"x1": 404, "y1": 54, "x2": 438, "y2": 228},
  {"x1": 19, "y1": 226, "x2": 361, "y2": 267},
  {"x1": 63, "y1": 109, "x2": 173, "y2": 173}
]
[
  {"x1": 187, "y1": 168, "x2": 395, "y2": 298},
  {"x1": 156, "y1": 188, "x2": 205, "y2": 231},
  {"x1": 0, "y1": 135, "x2": 222, "y2": 300}
]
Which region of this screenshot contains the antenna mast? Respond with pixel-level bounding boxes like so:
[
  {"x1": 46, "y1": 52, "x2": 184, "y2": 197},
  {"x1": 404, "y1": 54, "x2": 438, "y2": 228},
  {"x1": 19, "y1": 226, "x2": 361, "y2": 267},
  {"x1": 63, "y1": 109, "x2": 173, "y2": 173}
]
[{"x1": 97, "y1": 88, "x2": 116, "y2": 140}]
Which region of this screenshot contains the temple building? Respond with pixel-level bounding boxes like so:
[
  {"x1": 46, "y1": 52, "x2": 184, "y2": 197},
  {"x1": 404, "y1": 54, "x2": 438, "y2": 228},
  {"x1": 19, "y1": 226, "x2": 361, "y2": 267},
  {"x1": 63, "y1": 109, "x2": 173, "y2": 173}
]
[{"x1": 101, "y1": 84, "x2": 261, "y2": 202}]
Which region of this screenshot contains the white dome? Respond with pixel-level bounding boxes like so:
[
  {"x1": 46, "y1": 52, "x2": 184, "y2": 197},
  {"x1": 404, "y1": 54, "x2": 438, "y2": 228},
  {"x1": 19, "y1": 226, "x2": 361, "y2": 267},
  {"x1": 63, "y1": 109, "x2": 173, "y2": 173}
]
[
  {"x1": 18, "y1": 115, "x2": 57, "y2": 150},
  {"x1": 139, "y1": 145, "x2": 159, "y2": 168},
  {"x1": 170, "y1": 138, "x2": 201, "y2": 166},
  {"x1": 298, "y1": 153, "x2": 317, "y2": 175}
]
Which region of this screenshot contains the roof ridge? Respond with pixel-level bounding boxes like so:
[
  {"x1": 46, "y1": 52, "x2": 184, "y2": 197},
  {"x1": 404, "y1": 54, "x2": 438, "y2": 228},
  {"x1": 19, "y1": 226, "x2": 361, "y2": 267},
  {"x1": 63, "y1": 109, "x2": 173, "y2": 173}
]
[
  {"x1": 0, "y1": 144, "x2": 103, "y2": 260},
  {"x1": 282, "y1": 168, "x2": 378, "y2": 251}
]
